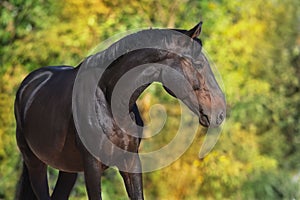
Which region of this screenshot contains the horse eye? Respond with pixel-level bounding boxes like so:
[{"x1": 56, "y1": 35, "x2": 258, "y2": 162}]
[{"x1": 193, "y1": 84, "x2": 200, "y2": 90}]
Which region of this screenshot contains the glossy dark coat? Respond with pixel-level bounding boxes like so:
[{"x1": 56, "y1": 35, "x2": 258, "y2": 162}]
[{"x1": 14, "y1": 23, "x2": 226, "y2": 200}]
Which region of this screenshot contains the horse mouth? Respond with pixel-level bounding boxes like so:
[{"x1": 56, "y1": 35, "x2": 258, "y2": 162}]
[{"x1": 199, "y1": 112, "x2": 210, "y2": 127}]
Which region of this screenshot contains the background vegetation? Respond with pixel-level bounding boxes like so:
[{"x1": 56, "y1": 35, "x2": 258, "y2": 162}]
[{"x1": 1, "y1": 0, "x2": 300, "y2": 199}]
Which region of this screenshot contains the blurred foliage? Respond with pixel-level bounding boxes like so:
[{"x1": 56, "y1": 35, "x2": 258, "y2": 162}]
[{"x1": 0, "y1": 0, "x2": 300, "y2": 199}]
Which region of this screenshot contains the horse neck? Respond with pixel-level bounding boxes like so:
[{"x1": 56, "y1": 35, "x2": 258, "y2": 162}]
[{"x1": 99, "y1": 48, "x2": 180, "y2": 110}]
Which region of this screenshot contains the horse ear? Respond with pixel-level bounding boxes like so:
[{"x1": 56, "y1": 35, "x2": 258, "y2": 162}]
[{"x1": 186, "y1": 21, "x2": 203, "y2": 39}]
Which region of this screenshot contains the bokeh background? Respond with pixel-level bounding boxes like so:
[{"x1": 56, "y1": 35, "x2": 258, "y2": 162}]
[{"x1": 1, "y1": 0, "x2": 300, "y2": 199}]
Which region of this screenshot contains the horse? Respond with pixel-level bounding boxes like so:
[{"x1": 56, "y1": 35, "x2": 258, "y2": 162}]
[{"x1": 14, "y1": 21, "x2": 226, "y2": 200}]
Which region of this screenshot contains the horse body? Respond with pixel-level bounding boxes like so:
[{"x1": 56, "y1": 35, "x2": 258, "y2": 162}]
[{"x1": 14, "y1": 22, "x2": 226, "y2": 200}]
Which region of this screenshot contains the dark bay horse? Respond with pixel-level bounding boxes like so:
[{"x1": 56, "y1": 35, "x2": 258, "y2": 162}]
[{"x1": 14, "y1": 22, "x2": 226, "y2": 200}]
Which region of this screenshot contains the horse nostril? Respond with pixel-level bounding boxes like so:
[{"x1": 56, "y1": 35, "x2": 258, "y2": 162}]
[
  {"x1": 220, "y1": 112, "x2": 224, "y2": 120},
  {"x1": 217, "y1": 111, "x2": 225, "y2": 125}
]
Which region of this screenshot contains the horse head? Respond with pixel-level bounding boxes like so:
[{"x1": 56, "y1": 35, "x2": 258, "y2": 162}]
[{"x1": 159, "y1": 22, "x2": 226, "y2": 127}]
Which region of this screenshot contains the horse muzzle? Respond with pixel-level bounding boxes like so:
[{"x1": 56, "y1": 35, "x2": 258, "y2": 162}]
[{"x1": 199, "y1": 108, "x2": 225, "y2": 128}]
